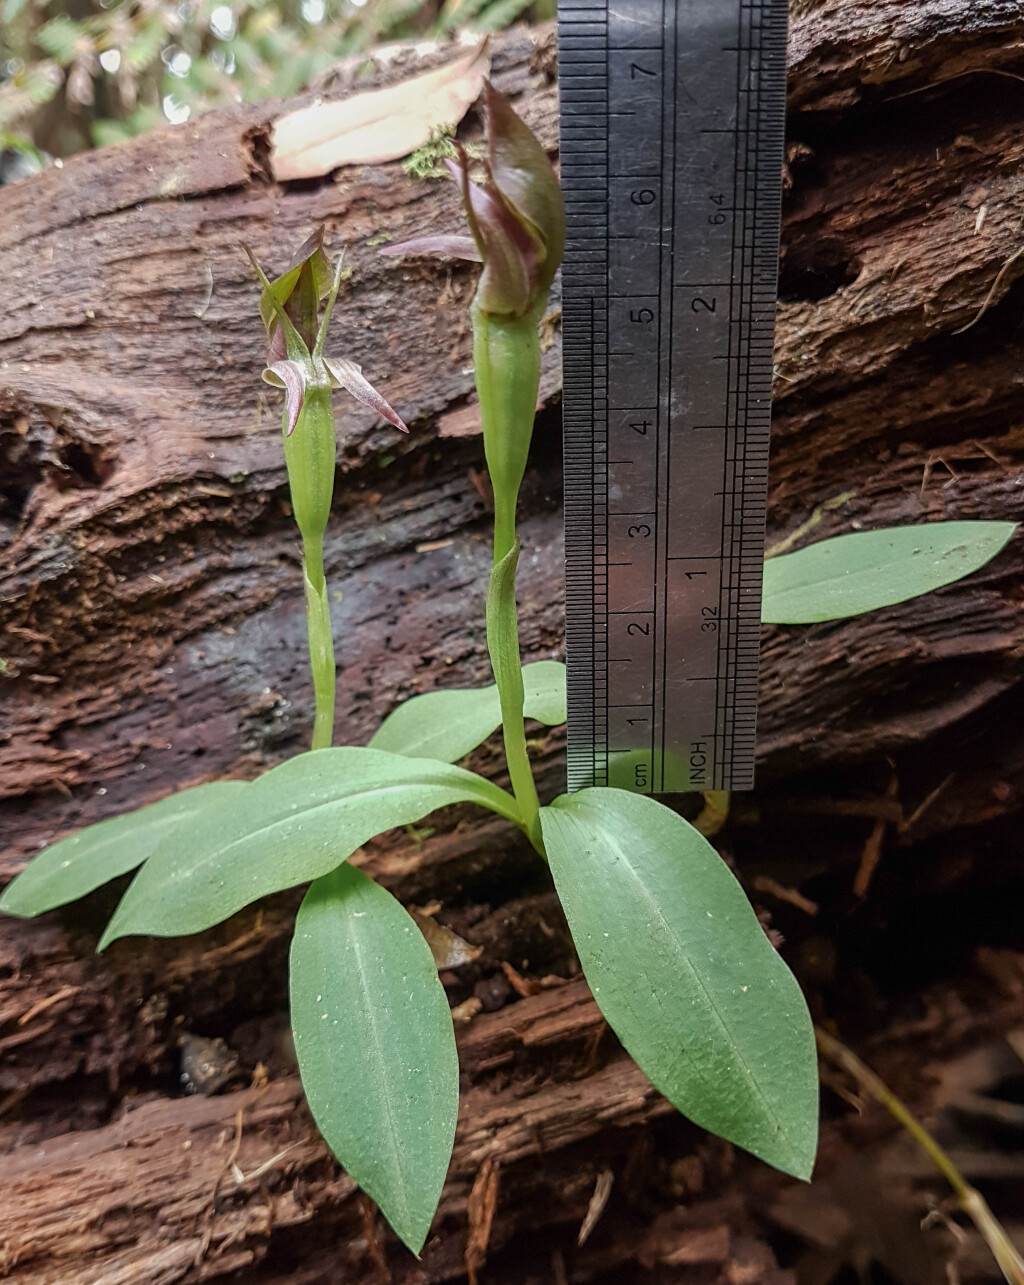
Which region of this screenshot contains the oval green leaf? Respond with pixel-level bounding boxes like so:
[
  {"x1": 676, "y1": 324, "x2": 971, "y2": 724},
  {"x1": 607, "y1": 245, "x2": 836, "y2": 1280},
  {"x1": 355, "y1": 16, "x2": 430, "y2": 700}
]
[
  {"x1": 762, "y1": 521, "x2": 1016, "y2": 623},
  {"x1": 368, "y1": 659, "x2": 566, "y2": 762},
  {"x1": 541, "y1": 788, "x2": 818, "y2": 1179},
  {"x1": 99, "y1": 747, "x2": 519, "y2": 947},
  {"x1": 291, "y1": 863, "x2": 458, "y2": 1255},
  {"x1": 0, "y1": 781, "x2": 248, "y2": 918}
]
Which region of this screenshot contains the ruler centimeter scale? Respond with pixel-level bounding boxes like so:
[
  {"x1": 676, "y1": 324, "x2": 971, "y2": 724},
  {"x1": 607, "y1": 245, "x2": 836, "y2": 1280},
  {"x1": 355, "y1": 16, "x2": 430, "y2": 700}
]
[{"x1": 559, "y1": 0, "x2": 788, "y2": 795}]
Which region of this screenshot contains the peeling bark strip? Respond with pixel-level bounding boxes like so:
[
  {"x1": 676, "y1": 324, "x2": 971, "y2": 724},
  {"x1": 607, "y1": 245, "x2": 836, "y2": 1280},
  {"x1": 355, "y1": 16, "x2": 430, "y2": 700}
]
[{"x1": 1, "y1": 6, "x2": 1024, "y2": 1283}]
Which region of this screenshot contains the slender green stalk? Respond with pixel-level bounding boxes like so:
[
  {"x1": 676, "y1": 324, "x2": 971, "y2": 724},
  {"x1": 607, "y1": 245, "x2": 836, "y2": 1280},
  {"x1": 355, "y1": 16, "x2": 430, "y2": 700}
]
[
  {"x1": 280, "y1": 379, "x2": 338, "y2": 753},
  {"x1": 473, "y1": 304, "x2": 545, "y2": 851},
  {"x1": 816, "y1": 1027, "x2": 1024, "y2": 1285},
  {"x1": 486, "y1": 543, "x2": 543, "y2": 851},
  {"x1": 302, "y1": 539, "x2": 336, "y2": 751},
  {"x1": 384, "y1": 83, "x2": 562, "y2": 846}
]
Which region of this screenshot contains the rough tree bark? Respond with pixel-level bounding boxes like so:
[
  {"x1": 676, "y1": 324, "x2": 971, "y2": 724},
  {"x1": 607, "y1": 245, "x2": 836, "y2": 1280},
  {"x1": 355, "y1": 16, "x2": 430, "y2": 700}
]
[{"x1": 1, "y1": 5, "x2": 1023, "y2": 1283}]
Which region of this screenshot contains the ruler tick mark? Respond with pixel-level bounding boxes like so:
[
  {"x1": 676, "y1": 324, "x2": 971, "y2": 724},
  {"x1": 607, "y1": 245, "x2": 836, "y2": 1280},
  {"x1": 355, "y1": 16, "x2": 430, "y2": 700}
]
[{"x1": 560, "y1": 0, "x2": 786, "y2": 795}]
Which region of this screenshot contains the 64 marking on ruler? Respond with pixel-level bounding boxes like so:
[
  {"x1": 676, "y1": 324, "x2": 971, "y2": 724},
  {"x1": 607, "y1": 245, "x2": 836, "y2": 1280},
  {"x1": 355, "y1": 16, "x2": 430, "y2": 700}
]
[{"x1": 559, "y1": 0, "x2": 788, "y2": 794}]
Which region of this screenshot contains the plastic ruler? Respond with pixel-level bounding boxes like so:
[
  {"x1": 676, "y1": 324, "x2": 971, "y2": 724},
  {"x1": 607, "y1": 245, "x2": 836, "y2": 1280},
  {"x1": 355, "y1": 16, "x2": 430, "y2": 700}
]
[{"x1": 559, "y1": 0, "x2": 788, "y2": 793}]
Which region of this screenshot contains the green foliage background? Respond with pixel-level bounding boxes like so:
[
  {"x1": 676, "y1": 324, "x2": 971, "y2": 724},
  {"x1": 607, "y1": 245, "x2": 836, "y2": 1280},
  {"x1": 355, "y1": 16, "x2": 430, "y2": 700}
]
[{"x1": 0, "y1": 0, "x2": 553, "y2": 164}]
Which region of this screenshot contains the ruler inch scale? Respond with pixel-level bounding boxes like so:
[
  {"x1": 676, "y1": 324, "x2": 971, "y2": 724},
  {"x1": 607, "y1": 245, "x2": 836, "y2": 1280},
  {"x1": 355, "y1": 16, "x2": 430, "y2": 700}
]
[{"x1": 559, "y1": 0, "x2": 788, "y2": 797}]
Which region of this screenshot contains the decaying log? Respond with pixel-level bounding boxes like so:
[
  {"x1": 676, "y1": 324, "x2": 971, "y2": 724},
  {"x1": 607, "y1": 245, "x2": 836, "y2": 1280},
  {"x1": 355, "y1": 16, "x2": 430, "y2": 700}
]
[
  {"x1": 787, "y1": 0, "x2": 1024, "y2": 111},
  {"x1": 0, "y1": 982, "x2": 678, "y2": 1285},
  {"x1": 2, "y1": 3, "x2": 1024, "y2": 1282},
  {"x1": 2, "y1": 10, "x2": 1023, "y2": 872}
]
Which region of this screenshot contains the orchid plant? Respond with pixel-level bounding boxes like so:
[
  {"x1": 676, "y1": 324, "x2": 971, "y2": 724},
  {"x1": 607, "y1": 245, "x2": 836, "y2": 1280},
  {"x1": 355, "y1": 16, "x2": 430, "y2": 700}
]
[{"x1": 1, "y1": 84, "x2": 1015, "y2": 1256}]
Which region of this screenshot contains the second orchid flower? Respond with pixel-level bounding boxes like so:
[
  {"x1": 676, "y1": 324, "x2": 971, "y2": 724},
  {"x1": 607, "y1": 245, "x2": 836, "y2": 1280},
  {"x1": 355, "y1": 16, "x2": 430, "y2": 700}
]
[{"x1": 245, "y1": 228, "x2": 408, "y2": 750}]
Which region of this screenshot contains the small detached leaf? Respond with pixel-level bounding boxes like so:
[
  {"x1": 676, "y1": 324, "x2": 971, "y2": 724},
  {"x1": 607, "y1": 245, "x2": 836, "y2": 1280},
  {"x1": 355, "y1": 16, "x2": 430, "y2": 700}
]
[
  {"x1": 368, "y1": 660, "x2": 567, "y2": 763},
  {"x1": 0, "y1": 782, "x2": 247, "y2": 918},
  {"x1": 291, "y1": 863, "x2": 459, "y2": 1254},
  {"x1": 410, "y1": 906, "x2": 483, "y2": 969},
  {"x1": 99, "y1": 748, "x2": 519, "y2": 947},
  {"x1": 541, "y1": 789, "x2": 818, "y2": 1180},
  {"x1": 762, "y1": 521, "x2": 1017, "y2": 624}
]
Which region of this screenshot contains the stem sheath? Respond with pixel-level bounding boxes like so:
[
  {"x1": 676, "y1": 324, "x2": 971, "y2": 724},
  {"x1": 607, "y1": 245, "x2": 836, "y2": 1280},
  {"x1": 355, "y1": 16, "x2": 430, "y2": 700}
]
[
  {"x1": 486, "y1": 543, "x2": 543, "y2": 851},
  {"x1": 280, "y1": 382, "x2": 338, "y2": 752},
  {"x1": 472, "y1": 304, "x2": 542, "y2": 565},
  {"x1": 302, "y1": 539, "x2": 336, "y2": 751}
]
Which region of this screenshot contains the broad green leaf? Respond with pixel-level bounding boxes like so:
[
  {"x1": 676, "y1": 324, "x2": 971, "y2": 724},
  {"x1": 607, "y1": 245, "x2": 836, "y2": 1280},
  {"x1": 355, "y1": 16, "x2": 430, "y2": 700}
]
[
  {"x1": 99, "y1": 747, "x2": 519, "y2": 947},
  {"x1": 368, "y1": 659, "x2": 566, "y2": 763},
  {"x1": 0, "y1": 782, "x2": 247, "y2": 919},
  {"x1": 762, "y1": 521, "x2": 1016, "y2": 624},
  {"x1": 291, "y1": 863, "x2": 458, "y2": 1254},
  {"x1": 541, "y1": 789, "x2": 818, "y2": 1179}
]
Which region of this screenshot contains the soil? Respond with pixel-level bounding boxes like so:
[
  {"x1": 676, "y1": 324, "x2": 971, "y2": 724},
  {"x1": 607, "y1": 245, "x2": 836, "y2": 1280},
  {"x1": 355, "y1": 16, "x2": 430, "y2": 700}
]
[{"x1": 2, "y1": 6, "x2": 1024, "y2": 1283}]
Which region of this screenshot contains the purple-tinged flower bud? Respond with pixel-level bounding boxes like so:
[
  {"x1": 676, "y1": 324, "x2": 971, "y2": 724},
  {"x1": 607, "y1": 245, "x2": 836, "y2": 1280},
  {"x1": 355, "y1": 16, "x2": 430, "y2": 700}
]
[
  {"x1": 481, "y1": 82, "x2": 564, "y2": 305},
  {"x1": 381, "y1": 83, "x2": 564, "y2": 321}
]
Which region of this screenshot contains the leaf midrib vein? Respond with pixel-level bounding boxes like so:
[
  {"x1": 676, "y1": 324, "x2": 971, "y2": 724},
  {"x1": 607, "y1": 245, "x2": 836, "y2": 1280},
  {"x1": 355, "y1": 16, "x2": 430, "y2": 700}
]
[
  {"x1": 161, "y1": 775, "x2": 513, "y2": 884},
  {"x1": 588, "y1": 817, "x2": 782, "y2": 1135},
  {"x1": 344, "y1": 879, "x2": 414, "y2": 1237}
]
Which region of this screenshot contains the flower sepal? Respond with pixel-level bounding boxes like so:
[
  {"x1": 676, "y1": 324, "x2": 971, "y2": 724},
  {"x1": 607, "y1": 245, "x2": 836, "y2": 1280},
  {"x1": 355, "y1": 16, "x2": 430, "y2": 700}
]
[{"x1": 245, "y1": 231, "x2": 408, "y2": 546}]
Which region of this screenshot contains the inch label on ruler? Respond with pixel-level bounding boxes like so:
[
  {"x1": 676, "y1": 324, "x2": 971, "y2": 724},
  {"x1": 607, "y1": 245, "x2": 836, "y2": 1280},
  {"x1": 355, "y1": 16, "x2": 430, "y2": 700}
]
[{"x1": 560, "y1": 0, "x2": 788, "y2": 795}]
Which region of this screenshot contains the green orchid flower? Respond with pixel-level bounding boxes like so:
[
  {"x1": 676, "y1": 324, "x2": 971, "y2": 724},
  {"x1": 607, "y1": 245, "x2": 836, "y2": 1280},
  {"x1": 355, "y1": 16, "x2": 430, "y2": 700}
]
[{"x1": 245, "y1": 227, "x2": 408, "y2": 749}]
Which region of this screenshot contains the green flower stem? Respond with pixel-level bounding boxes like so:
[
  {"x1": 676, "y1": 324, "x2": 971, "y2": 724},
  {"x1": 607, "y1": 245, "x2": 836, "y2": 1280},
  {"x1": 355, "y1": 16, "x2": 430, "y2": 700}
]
[
  {"x1": 486, "y1": 544, "x2": 543, "y2": 852},
  {"x1": 302, "y1": 538, "x2": 336, "y2": 751},
  {"x1": 473, "y1": 304, "x2": 545, "y2": 852}
]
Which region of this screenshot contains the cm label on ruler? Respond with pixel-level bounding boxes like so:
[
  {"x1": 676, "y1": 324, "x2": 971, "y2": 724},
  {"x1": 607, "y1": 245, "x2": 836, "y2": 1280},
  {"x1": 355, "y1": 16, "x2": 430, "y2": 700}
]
[{"x1": 560, "y1": 0, "x2": 787, "y2": 796}]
